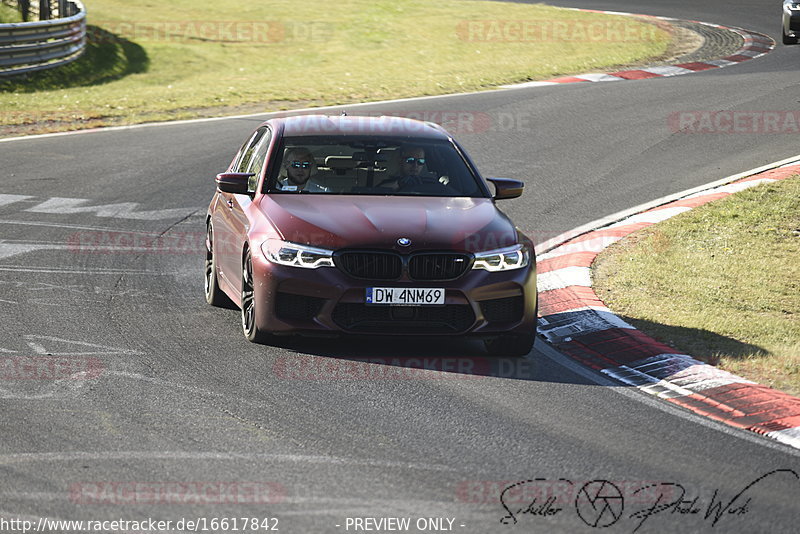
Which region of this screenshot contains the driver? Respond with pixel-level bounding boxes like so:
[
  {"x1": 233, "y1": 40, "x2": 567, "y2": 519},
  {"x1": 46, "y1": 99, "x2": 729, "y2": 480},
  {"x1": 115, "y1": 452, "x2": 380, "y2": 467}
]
[
  {"x1": 397, "y1": 146, "x2": 427, "y2": 187},
  {"x1": 379, "y1": 146, "x2": 436, "y2": 190}
]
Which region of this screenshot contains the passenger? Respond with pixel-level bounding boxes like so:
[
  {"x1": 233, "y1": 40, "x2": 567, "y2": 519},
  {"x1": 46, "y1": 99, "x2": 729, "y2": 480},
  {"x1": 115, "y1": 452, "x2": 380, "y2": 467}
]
[{"x1": 277, "y1": 148, "x2": 327, "y2": 192}]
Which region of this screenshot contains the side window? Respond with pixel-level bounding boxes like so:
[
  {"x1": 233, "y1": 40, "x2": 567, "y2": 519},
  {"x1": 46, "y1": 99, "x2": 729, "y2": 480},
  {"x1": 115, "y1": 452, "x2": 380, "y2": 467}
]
[
  {"x1": 233, "y1": 131, "x2": 259, "y2": 173},
  {"x1": 244, "y1": 129, "x2": 272, "y2": 193},
  {"x1": 233, "y1": 127, "x2": 268, "y2": 174}
]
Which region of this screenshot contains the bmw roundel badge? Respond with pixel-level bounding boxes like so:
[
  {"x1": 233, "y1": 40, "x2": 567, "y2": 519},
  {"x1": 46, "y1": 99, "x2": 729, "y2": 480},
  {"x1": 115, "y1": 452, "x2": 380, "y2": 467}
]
[{"x1": 397, "y1": 237, "x2": 411, "y2": 247}]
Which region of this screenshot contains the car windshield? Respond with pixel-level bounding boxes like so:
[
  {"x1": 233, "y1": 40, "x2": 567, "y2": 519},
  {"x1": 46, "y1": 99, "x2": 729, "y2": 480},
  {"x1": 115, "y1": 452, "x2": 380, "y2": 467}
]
[{"x1": 266, "y1": 136, "x2": 489, "y2": 197}]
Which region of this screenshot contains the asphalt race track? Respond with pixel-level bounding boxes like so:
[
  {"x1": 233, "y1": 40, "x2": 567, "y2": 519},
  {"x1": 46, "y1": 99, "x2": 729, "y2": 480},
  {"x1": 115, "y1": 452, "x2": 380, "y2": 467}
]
[{"x1": 1, "y1": 0, "x2": 798, "y2": 532}]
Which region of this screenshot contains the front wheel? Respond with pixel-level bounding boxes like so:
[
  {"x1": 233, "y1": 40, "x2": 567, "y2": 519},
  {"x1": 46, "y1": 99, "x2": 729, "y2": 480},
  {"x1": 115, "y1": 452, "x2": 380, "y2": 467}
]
[
  {"x1": 241, "y1": 250, "x2": 271, "y2": 343},
  {"x1": 484, "y1": 332, "x2": 535, "y2": 357}
]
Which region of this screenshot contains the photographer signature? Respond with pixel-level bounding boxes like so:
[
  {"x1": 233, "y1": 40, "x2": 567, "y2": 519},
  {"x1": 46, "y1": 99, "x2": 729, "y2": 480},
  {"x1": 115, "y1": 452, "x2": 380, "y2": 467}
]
[{"x1": 498, "y1": 469, "x2": 798, "y2": 531}]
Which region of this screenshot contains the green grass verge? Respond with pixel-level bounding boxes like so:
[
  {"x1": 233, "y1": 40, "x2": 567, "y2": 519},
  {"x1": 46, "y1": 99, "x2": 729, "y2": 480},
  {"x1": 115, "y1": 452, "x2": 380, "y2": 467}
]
[
  {"x1": 0, "y1": 0, "x2": 670, "y2": 135},
  {"x1": 593, "y1": 177, "x2": 800, "y2": 397},
  {"x1": 0, "y1": 3, "x2": 22, "y2": 23}
]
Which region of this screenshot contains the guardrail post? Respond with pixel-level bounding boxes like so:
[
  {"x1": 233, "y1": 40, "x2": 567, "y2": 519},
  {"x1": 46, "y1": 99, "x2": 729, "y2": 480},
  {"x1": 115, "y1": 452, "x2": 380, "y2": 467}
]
[
  {"x1": 38, "y1": 0, "x2": 49, "y2": 20},
  {"x1": 19, "y1": 0, "x2": 30, "y2": 22}
]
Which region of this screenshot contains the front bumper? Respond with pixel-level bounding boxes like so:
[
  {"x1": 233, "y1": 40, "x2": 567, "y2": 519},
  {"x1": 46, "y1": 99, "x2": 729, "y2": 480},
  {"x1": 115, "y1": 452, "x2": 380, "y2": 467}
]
[
  {"x1": 785, "y1": 6, "x2": 800, "y2": 33},
  {"x1": 250, "y1": 251, "x2": 537, "y2": 337}
]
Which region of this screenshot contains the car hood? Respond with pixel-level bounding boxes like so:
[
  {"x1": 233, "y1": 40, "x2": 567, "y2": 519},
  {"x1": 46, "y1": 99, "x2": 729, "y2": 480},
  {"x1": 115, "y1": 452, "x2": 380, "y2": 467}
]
[{"x1": 259, "y1": 195, "x2": 518, "y2": 253}]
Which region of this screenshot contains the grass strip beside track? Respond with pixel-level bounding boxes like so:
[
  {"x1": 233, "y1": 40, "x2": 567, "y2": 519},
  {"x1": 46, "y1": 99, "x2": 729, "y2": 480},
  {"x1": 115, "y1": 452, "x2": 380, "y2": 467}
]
[
  {"x1": 0, "y1": 0, "x2": 669, "y2": 135},
  {"x1": 0, "y1": 3, "x2": 21, "y2": 23},
  {"x1": 593, "y1": 177, "x2": 800, "y2": 397}
]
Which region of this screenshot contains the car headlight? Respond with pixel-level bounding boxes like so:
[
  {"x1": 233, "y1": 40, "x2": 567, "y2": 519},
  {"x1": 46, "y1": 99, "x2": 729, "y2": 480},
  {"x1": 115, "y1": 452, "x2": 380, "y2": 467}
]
[
  {"x1": 472, "y1": 244, "x2": 530, "y2": 272},
  {"x1": 261, "y1": 239, "x2": 334, "y2": 269}
]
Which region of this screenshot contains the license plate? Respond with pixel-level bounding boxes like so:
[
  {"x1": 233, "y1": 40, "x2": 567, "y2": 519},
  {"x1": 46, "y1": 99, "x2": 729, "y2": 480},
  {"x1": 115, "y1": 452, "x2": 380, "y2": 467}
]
[{"x1": 366, "y1": 287, "x2": 445, "y2": 306}]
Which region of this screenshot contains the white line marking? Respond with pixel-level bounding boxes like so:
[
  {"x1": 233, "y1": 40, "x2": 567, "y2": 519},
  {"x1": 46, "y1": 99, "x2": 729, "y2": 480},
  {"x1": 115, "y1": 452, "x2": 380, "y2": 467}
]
[
  {"x1": 641, "y1": 66, "x2": 695, "y2": 76},
  {"x1": 624, "y1": 353, "x2": 697, "y2": 373},
  {"x1": 734, "y1": 49, "x2": 764, "y2": 58},
  {"x1": 0, "y1": 243, "x2": 56, "y2": 260},
  {"x1": 25, "y1": 197, "x2": 198, "y2": 221},
  {"x1": 23, "y1": 335, "x2": 142, "y2": 356},
  {"x1": 0, "y1": 370, "x2": 221, "y2": 401},
  {"x1": 0, "y1": 372, "x2": 90, "y2": 399},
  {"x1": 538, "y1": 308, "x2": 635, "y2": 343},
  {"x1": 681, "y1": 178, "x2": 775, "y2": 199},
  {"x1": 602, "y1": 356, "x2": 760, "y2": 403},
  {"x1": 0, "y1": 218, "x2": 172, "y2": 234},
  {"x1": 663, "y1": 364, "x2": 754, "y2": 391},
  {"x1": 25, "y1": 342, "x2": 48, "y2": 354},
  {"x1": 607, "y1": 206, "x2": 692, "y2": 227},
  {"x1": 0, "y1": 240, "x2": 200, "y2": 260},
  {"x1": 1, "y1": 238, "x2": 68, "y2": 245},
  {"x1": 101, "y1": 370, "x2": 226, "y2": 396},
  {"x1": 500, "y1": 81, "x2": 561, "y2": 89},
  {"x1": 537, "y1": 235, "x2": 624, "y2": 260},
  {"x1": 0, "y1": 265, "x2": 178, "y2": 275},
  {"x1": 537, "y1": 266, "x2": 592, "y2": 291},
  {"x1": 0, "y1": 194, "x2": 34, "y2": 208},
  {"x1": 0, "y1": 451, "x2": 456, "y2": 471},
  {"x1": 539, "y1": 304, "x2": 613, "y2": 315},
  {"x1": 767, "y1": 427, "x2": 800, "y2": 449},
  {"x1": 702, "y1": 59, "x2": 738, "y2": 67},
  {"x1": 572, "y1": 73, "x2": 625, "y2": 82}
]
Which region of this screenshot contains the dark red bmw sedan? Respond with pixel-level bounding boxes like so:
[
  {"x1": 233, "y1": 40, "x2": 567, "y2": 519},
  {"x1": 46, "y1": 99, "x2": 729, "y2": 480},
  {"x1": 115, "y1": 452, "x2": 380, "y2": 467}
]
[{"x1": 205, "y1": 115, "x2": 537, "y2": 355}]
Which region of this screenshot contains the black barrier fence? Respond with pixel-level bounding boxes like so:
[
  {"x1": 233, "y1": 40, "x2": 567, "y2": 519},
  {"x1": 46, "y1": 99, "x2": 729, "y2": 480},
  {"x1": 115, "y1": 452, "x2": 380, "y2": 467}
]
[{"x1": 2, "y1": 0, "x2": 79, "y2": 22}]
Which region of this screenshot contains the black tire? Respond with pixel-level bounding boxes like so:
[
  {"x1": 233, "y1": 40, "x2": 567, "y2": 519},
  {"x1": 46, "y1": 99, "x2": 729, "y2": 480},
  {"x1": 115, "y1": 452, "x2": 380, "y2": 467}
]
[
  {"x1": 241, "y1": 250, "x2": 271, "y2": 343},
  {"x1": 783, "y1": 29, "x2": 798, "y2": 45},
  {"x1": 484, "y1": 332, "x2": 535, "y2": 357},
  {"x1": 204, "y1": 223, "x2": 233, "y2": 307}
]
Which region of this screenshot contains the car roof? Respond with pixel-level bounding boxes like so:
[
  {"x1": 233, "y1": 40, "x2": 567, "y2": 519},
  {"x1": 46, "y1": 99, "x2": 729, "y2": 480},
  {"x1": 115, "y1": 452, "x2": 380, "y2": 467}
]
[{"x1": 269, "y1": 114, "x2": 453, "y2": 140}]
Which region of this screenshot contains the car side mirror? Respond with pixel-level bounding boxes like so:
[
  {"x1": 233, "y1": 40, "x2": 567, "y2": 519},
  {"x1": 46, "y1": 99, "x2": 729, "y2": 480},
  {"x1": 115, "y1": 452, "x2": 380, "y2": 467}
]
[
  {"x1": 216, "y1": 172, "x2": 254, "y2": 194},
  {"x1": 487, "y1": 177, "x2": 524, "y2": 200}
]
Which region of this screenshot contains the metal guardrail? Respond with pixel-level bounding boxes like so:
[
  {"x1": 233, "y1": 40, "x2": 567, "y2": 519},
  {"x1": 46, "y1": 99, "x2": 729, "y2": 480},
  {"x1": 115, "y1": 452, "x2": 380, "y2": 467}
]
[{"x1": 0, "y1": 0, "x2": 86, "y2": 77}]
